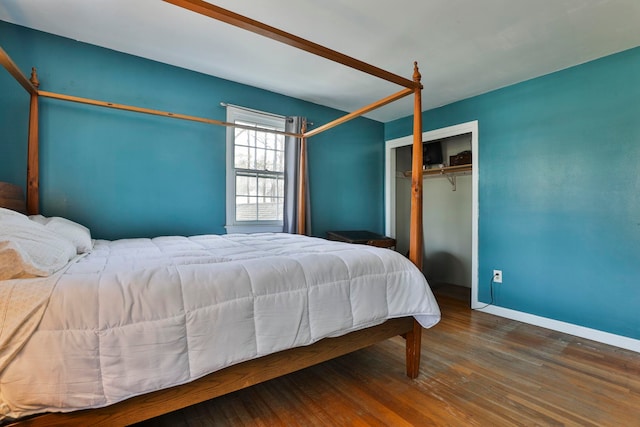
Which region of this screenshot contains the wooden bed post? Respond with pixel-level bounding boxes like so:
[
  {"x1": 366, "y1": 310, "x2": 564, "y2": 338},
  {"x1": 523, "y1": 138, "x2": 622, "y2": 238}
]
[
  {"x1": 406, "y1": 62, "x2": 424, "y2": 379},
  {"x1": 405, "y1": 320, "x2": 422, "y2": 379},
  {"x1": 408, "y1": 62, "x2": 423, "y2": 270},
  {"x1": 27, "y1": 67, "x2": 40, "y2": 215},
  {"x1": 296, "y1": 121, "x2": 308, "y2": 235}
]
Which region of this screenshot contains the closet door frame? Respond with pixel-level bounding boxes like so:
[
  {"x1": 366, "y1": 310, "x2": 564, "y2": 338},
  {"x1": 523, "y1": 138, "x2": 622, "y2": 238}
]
[{"x1": 385, "y1": 120, "x2": 479, "y2": 307}]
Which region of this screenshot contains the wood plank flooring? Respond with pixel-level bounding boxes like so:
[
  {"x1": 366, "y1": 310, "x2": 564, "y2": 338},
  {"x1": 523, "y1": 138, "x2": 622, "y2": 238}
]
[{"x1": 135, "y1": 286, "x2": 640, "y2": 426}]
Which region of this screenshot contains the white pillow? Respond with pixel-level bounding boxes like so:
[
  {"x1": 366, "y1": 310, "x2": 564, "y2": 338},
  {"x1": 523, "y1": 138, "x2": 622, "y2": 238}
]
[
  {"x1": 0, "y1": 215, "x2": 76, "y2": 280},
  {"x1": 0, "y1": 207, "x2": 27, "y2": 219},
  {"x1": 26, "y1": 214, "x2": 47, "y2": 224},
  {"x1": 29, "y1": 215, "x2": 93, "y2": 254}
]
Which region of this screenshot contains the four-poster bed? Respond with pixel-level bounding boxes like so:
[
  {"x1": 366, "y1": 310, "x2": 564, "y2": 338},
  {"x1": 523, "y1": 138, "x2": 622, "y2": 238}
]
[{"x1": 0, "y1": 1, "x2": 432, "y2": 425}]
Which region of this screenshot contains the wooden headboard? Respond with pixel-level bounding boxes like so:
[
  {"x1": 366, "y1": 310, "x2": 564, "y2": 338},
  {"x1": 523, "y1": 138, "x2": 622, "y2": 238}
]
[{"x1": 0, "y1": 182, "x2": 27, "y2": 214}]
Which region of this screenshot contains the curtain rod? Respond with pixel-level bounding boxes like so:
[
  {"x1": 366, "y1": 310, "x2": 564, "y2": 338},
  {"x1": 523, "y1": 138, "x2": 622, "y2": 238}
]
[
  {"x1": 221, "y1": 102, "x2": 313, "y2": 126},
  {"x1": 220, "y1": 102, "x2": 285, "y2": 119}
]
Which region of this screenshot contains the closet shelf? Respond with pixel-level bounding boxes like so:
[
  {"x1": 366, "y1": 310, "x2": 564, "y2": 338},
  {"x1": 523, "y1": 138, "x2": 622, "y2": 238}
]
[{"x1": 403, "y1": 164, "x2": 472, "y2": 178}]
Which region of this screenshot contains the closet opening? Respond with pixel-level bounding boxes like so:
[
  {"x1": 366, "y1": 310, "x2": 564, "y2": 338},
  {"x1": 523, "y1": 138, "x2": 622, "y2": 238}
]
[{"x1": 385, "y1": 121, "x2": 479, "y2": 307}]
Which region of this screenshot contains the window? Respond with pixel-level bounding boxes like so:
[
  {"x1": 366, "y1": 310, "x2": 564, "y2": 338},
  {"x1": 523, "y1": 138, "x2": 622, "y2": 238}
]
[{"x1": 225, "y1": 106, "x2": 286, "y2": 233}]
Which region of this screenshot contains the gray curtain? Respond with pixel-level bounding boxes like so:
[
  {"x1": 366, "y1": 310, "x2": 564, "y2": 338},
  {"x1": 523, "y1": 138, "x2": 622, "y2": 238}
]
[{"x1": 283, "y1": 116, "x2": 311, "y2": 234}]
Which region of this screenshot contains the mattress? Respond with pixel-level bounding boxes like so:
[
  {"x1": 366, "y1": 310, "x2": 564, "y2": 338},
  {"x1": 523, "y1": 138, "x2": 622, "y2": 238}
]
[{"x1": 0, "y1": 233, "x2": 440, "y2": 421}]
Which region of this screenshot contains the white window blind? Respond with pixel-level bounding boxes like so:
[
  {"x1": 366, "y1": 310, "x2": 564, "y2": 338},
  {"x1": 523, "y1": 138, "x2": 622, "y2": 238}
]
[{"x1": 225, "y1": 106, "x2": 286, "y2": 233}]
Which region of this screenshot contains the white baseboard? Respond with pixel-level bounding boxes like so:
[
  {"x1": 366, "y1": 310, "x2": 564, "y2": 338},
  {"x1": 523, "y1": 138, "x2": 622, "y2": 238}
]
[{"x1": 474, "y1": 304, "x2": 640, "y2": 353}]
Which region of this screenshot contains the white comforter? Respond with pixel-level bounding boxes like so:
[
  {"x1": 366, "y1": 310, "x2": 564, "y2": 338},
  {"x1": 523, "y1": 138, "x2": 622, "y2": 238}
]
[{"x1": 0, "y1": 233, "x2": 440, "y2": 420}]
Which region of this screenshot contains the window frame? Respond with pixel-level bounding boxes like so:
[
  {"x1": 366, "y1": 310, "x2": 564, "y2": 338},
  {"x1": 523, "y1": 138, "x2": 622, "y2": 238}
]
[{"x1": 225, "y1": 106, "x2": 286, "y2": 234}]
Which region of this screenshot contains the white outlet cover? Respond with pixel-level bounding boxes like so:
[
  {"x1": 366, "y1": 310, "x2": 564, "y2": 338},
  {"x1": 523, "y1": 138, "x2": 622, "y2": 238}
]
[{"x1": 493, "y1": 270, "x2": 502, "y2": 283}]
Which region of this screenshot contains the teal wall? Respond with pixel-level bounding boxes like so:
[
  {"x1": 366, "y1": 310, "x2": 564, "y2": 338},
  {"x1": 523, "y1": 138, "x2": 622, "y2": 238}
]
[
  {"x1": 0, "y1": 57, "x2": 28, "y2": 186},
  {"x1": 387, "y1": 46, "x2": 640, "y2": 340},
  {"x1": 0, "y1": 21, "x2": 385, "y2": 239}
]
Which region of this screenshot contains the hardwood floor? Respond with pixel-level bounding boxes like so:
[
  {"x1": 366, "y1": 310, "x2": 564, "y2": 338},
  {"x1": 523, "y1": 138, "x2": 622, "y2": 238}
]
[{"x1": 135, "y1": 286, "x2": 640, "y2": 426}]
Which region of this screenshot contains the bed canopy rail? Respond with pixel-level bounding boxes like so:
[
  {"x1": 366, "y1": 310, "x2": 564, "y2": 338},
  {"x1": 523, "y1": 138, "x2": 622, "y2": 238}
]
[
  {"x1": 37, "y1": 88, "x2": 304, "y2": 138},
  {"x1": 163, "y1": 0, "x2": 417, "y2": 90},
  {"x1": 0, "y1": 46, "x2": 38, "y2": 94},
  {"x1": 36, "y1": 82, "x2": 416, "y2": 143},
  {"x1": 303, "y1": 87, "x2": 414, "y2": 139}
]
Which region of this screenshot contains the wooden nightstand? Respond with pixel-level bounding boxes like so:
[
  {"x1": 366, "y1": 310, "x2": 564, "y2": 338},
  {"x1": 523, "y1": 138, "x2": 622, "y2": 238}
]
[{"x1": 326, "y1": 230, "x2": 396, "y2": 249}]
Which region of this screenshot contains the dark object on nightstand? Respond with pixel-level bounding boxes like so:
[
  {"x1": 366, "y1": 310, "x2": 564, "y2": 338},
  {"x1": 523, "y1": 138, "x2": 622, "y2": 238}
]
[{"x1": 326, "y1": 230, "x2": 396, "y2": 249}]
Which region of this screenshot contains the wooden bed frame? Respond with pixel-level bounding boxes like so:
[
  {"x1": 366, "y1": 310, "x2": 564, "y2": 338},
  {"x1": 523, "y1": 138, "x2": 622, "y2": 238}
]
[
  {"x1": 1, "y1": 1, "x2": 426, "y2": 425},
  {"x1": 6, "y1": 318, "x2": 419, "y2": 427}
]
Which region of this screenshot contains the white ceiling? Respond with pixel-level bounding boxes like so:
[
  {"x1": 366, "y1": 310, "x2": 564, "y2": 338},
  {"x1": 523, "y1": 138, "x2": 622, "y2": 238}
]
[{"x1": 1, "y1": 0, "x2": 639, "y2": 122}]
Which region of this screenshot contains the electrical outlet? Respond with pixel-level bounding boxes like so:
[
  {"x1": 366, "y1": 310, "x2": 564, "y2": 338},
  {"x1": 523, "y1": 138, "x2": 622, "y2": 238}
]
[{"x1": 493, "y1": 269, "x2": 503, "y2": 283}]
